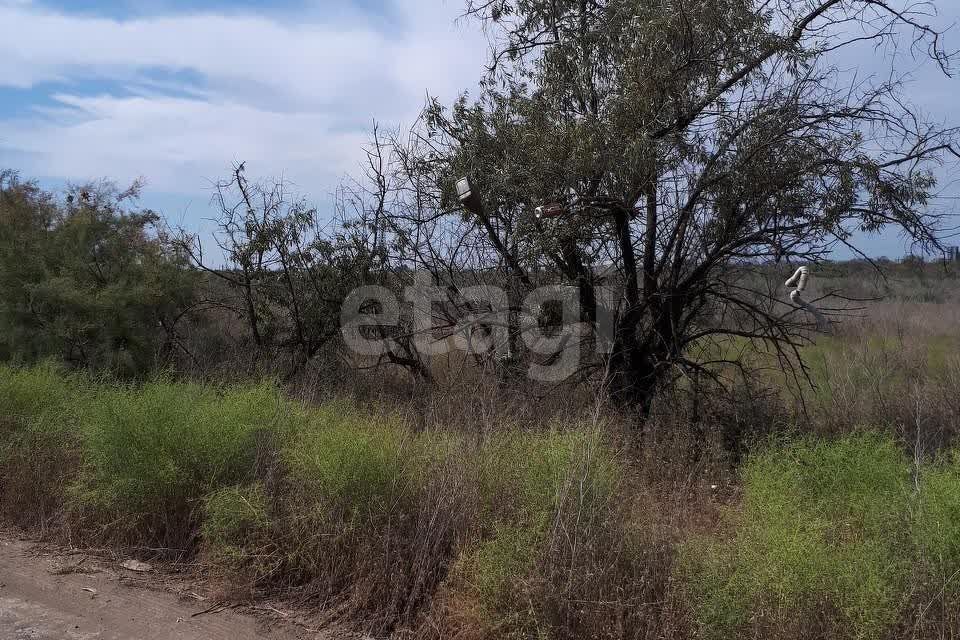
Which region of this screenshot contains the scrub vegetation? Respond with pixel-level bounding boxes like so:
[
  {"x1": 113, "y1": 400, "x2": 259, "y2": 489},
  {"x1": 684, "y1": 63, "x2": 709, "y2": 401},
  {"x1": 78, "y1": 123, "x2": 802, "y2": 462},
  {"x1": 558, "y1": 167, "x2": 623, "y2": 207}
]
[
  {"x1": 4, "y1": 335, "x2": 960, "y2": 639},
  {"x1": 4, "y1": 0, "x2": 960, "y2": 636}
]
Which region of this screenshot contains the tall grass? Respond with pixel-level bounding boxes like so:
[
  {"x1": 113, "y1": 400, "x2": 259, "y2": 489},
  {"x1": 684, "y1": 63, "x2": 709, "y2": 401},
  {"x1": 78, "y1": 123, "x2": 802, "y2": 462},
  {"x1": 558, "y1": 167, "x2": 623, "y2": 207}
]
[
  {"x1": 449, "y1": 430, "x2": 620, "y2": 635},
  {"x1": 0, "y1": 364, "x2": 679, "y2": 637},
  {"x1": 70, "y1": 380, "x2": 290, "y2": 549},
  {"x1": 0, "y1": 363, "x2": 86, "y2": 529},
  {"x1": 5, "y1": 359, "x2": 960, "y2": 639},
  {"x1": 682, "y1": 433, "x2": 960, "y2": 640},
  {"x1": 269, "y1": 411, "x2": 459, "y2": 632}
]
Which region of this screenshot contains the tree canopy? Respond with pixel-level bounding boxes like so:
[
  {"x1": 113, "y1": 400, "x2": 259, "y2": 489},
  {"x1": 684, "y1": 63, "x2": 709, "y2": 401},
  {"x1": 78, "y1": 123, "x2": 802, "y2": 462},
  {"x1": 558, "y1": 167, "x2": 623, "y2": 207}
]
[
  {"x1": 363, "y1": 0, "x2": 959, "y2": 421},
  {"x1": 0, "y1": 171, "x2": 197, "y2": 376}
]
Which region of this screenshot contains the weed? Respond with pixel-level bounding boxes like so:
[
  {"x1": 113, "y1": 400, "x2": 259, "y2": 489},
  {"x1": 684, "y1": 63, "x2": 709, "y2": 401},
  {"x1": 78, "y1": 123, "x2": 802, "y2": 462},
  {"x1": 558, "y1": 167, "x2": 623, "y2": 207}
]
[
  {"x1": 682, "y1": 433, "x2": 913, "y2": 639},
  {"x1": 70, "y1": 380, "x2": 287, "y2": 549}
]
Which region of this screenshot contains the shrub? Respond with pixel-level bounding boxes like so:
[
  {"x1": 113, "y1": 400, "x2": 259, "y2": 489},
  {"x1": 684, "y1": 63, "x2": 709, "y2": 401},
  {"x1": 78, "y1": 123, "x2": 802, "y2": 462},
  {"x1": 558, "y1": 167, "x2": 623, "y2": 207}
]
[
  {"x1": 272, "y1": 406, "x2": 467, "y2": 634},
  {"x1": 448, "y1": 428, "x2": 628, "y2": 639},
  {"x1": 284, "y1": 405, "x2": 419, "y2": 519},
  {"x1": 69, "y1": 380, "x2": 290, "y2": 549},
  {"x1": 907, "y1": 452, "x2": 960, "y2": 636},
  {"x1": 0, "y1": 362, "x2": 81, "y2": 425},
  {"x1": 915, "y1": 453, "x2": 960, "y2": 583},
  {"x1": 682, "y1": 433, "x2": 914, "y2": 639},
  {"x1": 203, "y1": 484, "x2": 270, "y2": 546},
  {"x1": 0, "y1": 364, "x2": 86, "y2": 529},
  {"x1": 202, "y1": 483, "x2": 274, "y2": 582}
]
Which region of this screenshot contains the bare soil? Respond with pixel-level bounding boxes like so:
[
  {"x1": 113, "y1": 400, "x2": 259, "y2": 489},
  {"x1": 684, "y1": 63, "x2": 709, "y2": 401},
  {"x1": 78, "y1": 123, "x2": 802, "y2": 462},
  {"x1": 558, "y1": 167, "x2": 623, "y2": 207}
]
[{"x1": 0, "y1": 536, "x2": 349, "y2": 640}]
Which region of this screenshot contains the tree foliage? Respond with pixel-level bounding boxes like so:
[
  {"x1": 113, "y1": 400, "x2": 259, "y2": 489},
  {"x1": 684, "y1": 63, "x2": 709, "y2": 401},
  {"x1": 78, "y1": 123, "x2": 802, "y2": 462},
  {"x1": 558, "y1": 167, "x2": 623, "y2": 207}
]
[
  {"x1": 364, "y1": 0, "x2": 959, "y2": 420},
  {"x1": 0, "y1": 171, "x2": 198, "y2": 376}
]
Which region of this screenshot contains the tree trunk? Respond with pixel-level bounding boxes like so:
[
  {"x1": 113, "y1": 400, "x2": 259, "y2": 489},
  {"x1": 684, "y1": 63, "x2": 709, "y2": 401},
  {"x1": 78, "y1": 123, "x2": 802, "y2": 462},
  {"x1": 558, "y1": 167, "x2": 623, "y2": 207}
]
[{"x1": 608, "y1": 335, "x2": 659, "y2": 420}]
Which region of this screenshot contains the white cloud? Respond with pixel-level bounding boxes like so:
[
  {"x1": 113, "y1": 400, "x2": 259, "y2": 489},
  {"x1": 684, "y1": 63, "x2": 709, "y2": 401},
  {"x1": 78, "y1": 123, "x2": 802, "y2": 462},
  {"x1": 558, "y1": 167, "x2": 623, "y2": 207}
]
[
  {"x1": 0, "y1": 0, "x2": 488, "y2": 199},
  {"x1": 2, "y1": 0, "x2": 954, "y2": 249},
  {"x1": 3, "y1": 94, "x2": 366, "y2": 188}
]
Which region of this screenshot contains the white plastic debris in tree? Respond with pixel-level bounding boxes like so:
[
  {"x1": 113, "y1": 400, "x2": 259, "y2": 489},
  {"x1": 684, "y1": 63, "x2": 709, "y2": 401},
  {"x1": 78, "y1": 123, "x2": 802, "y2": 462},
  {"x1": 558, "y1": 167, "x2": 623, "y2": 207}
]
[
  {"x1": 534, "y1": 202, "x2": 566, "y2": 219},
  {"x1": 785, "y1": 266, "x2": 827, "y2": 331},
  {"x1": 784, "y1": 266, "x2": 808, "y2": 292}
]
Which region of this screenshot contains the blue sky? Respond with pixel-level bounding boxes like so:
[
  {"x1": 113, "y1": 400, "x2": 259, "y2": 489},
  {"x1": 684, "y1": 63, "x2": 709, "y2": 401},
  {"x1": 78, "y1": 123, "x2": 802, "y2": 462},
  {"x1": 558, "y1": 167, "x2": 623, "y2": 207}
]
[
  {"x1": 0, "y1": 0, "x2": 957, "y2": 258},
  {"x1": 0, "y1": 0, "x2": 488, "y2": 235}
]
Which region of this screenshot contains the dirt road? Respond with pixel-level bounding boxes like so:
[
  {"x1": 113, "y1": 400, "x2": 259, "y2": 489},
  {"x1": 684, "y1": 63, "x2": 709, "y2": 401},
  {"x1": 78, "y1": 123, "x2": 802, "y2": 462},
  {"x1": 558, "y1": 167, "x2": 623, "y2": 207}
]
[{"x1": 0, "y1": 537, "x2": 320, "y2": 640}]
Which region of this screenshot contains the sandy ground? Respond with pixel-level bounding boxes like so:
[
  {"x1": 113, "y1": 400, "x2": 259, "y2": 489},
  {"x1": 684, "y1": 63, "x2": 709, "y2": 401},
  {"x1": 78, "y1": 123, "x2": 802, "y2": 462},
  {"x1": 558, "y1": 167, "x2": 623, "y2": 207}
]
[{"x1": 0, "y1": 537, "x2": 341, "y2": 640}]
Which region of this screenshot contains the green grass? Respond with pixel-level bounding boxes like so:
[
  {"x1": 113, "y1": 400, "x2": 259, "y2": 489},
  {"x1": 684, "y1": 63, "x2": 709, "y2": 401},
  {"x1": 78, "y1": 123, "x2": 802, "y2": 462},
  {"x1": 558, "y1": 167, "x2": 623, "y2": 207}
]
[
  {"x1": 802, "y1": 334, "x2": 933, "y2": 393},
  {"x1": 457, "y1": 428, "x2": 622, "y2": 635},
  {"x1": 0, "y1": 361, "x2": 84, "y2": 425},
  {"x1": 202, "y1": 483, "x2": 272, "y2": 573},
  {"x1": 914, "y1": 452, "x2": 960, "y2": 592},
  {"x1": 284, "y1": 405, "x2": 422, "y2": 518},
  {"x1": 69, "y1": 380, "x2": 291, "y2": 546},
  {"x1": 7, "y1": 363, "x2": 960, "y2": 637},
  {"x1": 277, "y1": 408, "x2": 468, "y2": 597},
  {"x1": 680, "y1": 433, "x2": 960, "y2": 639},
  {"x1": 690, "y1": 331, "x2": 960, "y2": 407},
  {"x1": 0, "y1": 363, "x2": 88, "y2": 526}
]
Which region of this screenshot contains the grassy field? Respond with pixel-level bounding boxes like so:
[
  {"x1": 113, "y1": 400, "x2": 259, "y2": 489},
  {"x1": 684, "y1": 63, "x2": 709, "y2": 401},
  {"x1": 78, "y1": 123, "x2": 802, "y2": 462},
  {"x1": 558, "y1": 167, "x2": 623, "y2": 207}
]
[
  {"x1": 2, "y1": 263, "x2": 960, "y2": 639},
  {"x1": 4, "y1": 316, "x2": 960, "y2": 640}
]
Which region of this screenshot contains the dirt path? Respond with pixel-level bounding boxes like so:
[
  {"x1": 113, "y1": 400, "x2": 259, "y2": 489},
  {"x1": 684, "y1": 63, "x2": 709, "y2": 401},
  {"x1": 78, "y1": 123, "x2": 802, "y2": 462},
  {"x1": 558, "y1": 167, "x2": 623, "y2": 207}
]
[{"x1": 0, "y1": 537, "x2": 330, "y2": 640}]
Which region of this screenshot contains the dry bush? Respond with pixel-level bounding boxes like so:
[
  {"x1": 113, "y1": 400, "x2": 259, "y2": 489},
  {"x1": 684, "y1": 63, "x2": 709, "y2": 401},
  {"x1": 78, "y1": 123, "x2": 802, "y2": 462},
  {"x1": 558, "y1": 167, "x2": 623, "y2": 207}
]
[
  {"x1": 201, "y1": 412, "x2": 479, "y2": 636},
  {"x1": 409, "y1": 424, "x2": 721, "y2": 640}
]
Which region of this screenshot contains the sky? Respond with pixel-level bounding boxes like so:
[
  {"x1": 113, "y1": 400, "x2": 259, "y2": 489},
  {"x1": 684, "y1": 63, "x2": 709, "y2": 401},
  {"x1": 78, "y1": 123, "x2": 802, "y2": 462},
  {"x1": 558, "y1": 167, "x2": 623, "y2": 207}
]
[
  {"x1": 0, "y1": 0, "x2": 490, "y2": 235},
  {"x1": 0, "y1": 0, "x2": 958, "y2": 258}
]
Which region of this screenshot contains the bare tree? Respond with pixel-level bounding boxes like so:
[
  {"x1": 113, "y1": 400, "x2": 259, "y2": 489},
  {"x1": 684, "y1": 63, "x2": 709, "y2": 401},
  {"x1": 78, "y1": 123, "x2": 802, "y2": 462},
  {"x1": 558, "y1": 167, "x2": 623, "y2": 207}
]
[{"x1": 178, "y1": 163, "x2": 372, "y2": 377}]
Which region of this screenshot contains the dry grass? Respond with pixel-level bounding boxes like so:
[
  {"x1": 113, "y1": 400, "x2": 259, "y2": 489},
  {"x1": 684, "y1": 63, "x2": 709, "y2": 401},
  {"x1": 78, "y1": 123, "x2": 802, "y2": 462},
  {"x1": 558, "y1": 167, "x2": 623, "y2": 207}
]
[{"x1": 3, "y1": 263, "x2": 960, "y2": 639}]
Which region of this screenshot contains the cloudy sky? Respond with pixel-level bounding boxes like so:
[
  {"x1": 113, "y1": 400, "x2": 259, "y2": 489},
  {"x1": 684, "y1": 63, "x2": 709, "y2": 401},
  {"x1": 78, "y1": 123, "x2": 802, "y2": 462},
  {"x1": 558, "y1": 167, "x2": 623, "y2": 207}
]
[
  {"x1": 0, "y1": 0, "x2": 489, "y2": 229},
  {"x1": 0, "y1": 0, "x2": 957, "y2": 257}
]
